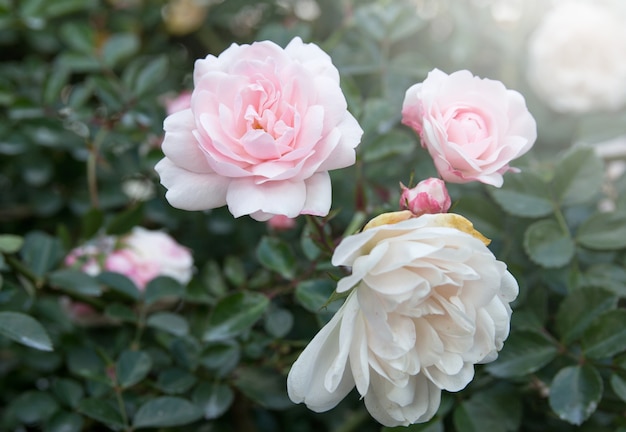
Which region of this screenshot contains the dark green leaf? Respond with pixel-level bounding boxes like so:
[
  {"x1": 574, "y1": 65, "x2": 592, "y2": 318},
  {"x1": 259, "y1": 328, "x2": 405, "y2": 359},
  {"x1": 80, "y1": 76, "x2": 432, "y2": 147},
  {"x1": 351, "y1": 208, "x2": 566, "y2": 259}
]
[
  {"x1": 134, "y1": 55, "x2": 168, "y2": 96},
  {"x1": 21, "y1": 231, "x2": 64, "y2": 277},
  {"x1": 582, "y1": 264, "x2": 626, "y2": 297},
  {"x1": 233, "y1": 367, "x2": 292, "y2": 410},
  {"x1": 256, "y1": 236, "x2": 296, "y2": 280},
  {"x1": 81, "y1": 208, "x2": 104, "y2": 240},
  {"x1": 264, "y1": 306, "x2": 294, "y2": 338},
  {"x1": 295, "y1": 279, "x2": 337, "y2": 312},
  {"x1": 144, "y1": 276, "x2": 183, "y2": 305},
  {"x1": 556, "y1": 287, "x2": 617, "y2": 343},
  {"x1": 104, "y1": 303, "x2": 137, "y2": 322},
  {"x1": 52, "y1": 378, "x2": 83, "y2": 409},
  {"x1": 485, "y1": 330, "x2": 558, "y2": 378},
  {"x1": 201, "y1": 342, "x2": 240, "y2": 377},
  {"x1": 0, "y1": 311, "x2": 53, "y2": 351},
  {"x1": 552, "y1": 147, "x2": 604, "y2": 206},
  {"x1": 582, "y1": 309, "x2": 626, "y2": 359},
  {"x1": 43, "y1": 66, "x2": 70, "y2": 104},
  {"x1": 203, "y1": 292, "x2": 269, "y2": 342},
  {"x1": 116, "y1": 350, "x2": 152, "y2": 389},
  {"x1": 610, "y1": 374, "x2": 626, "y2": 403},
  {"x1": 105, "y1": 204, "x2": 143, "y2": 235},
  {"x1": 576, "y1": 211, "x2": 626, "y2": 250},
  {"x1": 97, "y1": 271, "x2": 140, "y2": 300},
  {"x1": 523, "y1": 219, "x2": 575, "y2": 268},
  {"x1": 101, "y1": 33, "x2": 139, "y2": 68},
  {"x1": 132, "y1": 396, "x2": 202, "y2": 428},
  {"x1": 156, "y1": 367, "x2": 197, "y2": 394},
  {"x1": 66, "y1": 347, "x2": 105, "y2": 380},
  {"x1": 362, "y1": 129, "x2": 416, "y2": 162},
  {"x1": 48, "y1": 269, "x2": 102, "y2": 297},
  {"x1": 0, "y1": 234, "x2": 24, "y2": 253},
  {"x1": 452, "y1": 385, "x2": 522, "y2": 432},
  {"x1": 202, "y1": 260, "x2": 227, "y2": 297},
  {"x1": 490, "y1": 171, "x2": 554, "y2": 218},
  {"x1": 147, "y1": 312, "x2": 189, "y2": 336},
  {"x1": 12, "y1": 391, "x2": 58, "y2": 424},
  {"x1": 222, "y1": 255, "x2": 246, "y2": 287},
  {"x1": 77, "y1": 398, "x2": 125, "y2": 428},
  {"x1": 193, "y1": 382, "x2": 234, "y2": 420},
  {"x1": 549, "y1": 365, "x2": 603, "y2": 425},
  {"x1": 45, "y1": 410, "x2": 84, "y2": 432}
]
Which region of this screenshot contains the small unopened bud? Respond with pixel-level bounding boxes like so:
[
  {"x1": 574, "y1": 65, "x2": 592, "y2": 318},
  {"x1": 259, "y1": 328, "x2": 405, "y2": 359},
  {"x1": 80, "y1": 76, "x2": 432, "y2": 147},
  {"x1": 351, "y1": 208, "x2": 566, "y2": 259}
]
[
  {"x1": 267, "y1": 215, "x2": 297, "y2": 231},
  {"x1": 399, "y1": 178, "x2": 451, "y2": 216}
]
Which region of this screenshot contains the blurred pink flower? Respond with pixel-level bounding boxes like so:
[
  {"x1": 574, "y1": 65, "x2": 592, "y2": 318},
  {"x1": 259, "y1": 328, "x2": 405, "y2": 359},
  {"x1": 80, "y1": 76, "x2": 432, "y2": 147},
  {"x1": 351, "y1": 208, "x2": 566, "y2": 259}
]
[
  {"x1": 402, "y1": 69, "x2": 536, "y2": 187},
  {"x1": 267, "y1": 214, "x2": 297, "y2": 230},
  {"x1": 399, "y1": 178, "x2": 451, "y2": 216},
  {"x1": 165, "y1": 90, "x2": 192, "y2": 116},
  {"x1": 155, "y1": 37, "x2": 363, "y2": 221}
]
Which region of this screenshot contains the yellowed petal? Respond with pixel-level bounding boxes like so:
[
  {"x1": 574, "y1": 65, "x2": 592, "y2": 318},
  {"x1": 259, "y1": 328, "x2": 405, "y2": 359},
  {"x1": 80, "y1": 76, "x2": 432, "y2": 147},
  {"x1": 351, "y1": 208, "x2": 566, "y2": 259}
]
[
  {"x1": 429, "y1": 213, "x2": 491, "y2": 246},
  {"x1": 362, "y1": 211, "x2": 414, "y2": 231}
]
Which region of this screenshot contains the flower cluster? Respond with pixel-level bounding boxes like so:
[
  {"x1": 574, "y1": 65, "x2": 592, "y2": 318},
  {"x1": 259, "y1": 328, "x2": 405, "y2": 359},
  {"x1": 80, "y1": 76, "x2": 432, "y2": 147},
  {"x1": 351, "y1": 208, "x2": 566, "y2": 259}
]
[{"x1": 155, "y1": 37, "x2": 536, "y2": 426}]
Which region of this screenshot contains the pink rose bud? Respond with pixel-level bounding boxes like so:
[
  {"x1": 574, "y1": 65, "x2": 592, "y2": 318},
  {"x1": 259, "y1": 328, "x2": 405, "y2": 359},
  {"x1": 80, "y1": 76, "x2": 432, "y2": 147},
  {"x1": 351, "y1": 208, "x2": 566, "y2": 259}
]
[
  {"x1": 267, "y1": 215, "x2": 297, "y2": 231},
  {"x1": 399, "y1": 178, "x2": 451, "y2": 216}
]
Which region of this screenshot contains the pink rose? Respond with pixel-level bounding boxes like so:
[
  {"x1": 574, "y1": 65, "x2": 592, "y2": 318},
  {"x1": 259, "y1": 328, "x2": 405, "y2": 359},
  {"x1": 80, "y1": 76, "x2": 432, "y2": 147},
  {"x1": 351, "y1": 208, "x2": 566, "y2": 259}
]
[
  {"x1": 402, "y1": 69, "x2": 536, "y2": 187},
  {"x1": 155, "y1": 37, "x2": 363, "y2": 221},
  {"x1": 399, "y1": 177, "x2": 451, "y2": 216},
  {"x1": 105, "y1": 227, "x2": 193, "y2": 290}
]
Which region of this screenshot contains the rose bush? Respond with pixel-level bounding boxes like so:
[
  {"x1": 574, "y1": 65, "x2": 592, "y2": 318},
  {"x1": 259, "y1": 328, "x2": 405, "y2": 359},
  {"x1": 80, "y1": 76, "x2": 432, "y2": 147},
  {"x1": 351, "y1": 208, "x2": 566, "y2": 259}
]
[
  {"x1": 399, "y1": 177, "x2": 451, "y2": 216},
  {"x1": 287, "y1": 212, "x2": 518, "y2": 426},
  {"x1": 155, "y1": 37, "x2": 363, "y2": 221},
  {"x1": 401, "y1": 69, "x2": 536, "y2": 187},
  {"x1": 526, "y1": 0, "x2": 626, "y2": 113}
]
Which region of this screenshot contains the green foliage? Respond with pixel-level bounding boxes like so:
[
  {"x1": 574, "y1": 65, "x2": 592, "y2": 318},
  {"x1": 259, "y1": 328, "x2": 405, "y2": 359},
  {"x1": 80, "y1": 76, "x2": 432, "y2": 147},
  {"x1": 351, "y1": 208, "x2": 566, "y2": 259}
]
[{"x1": 1, "y1": 0, "x2": 625, "y2": 431}]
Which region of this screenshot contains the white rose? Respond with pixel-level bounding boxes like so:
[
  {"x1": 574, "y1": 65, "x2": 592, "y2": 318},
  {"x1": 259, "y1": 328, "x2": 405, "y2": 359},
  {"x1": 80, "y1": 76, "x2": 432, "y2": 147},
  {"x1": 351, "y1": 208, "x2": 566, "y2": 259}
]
[
  {"x1": 287, "y1": 212, "x2": 518, "y2": 426},
  {"x1": 526, "y1": 0, "x2": 626, "y2": 113}
]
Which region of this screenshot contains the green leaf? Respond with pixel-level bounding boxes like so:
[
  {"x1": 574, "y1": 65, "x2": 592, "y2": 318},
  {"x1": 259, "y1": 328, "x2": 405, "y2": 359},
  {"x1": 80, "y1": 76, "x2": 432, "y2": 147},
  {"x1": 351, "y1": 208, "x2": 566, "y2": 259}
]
[
  {"x1": 46, "y1": 411, "x2": 84, "y2": 432},
  {"x1": 489, "y1": 171, "x2": 554, "y2": 218},
  {"x1": 0, "y1": 234, "x2": 24, "y2": 253},
  {"x1": 156, "y1": 367, "x2": 197, "y2": 394},
  {"x1": 233, "y1": 367, "x2": 292, "y2": 410},
  {"x1": 21, "y1": 231, "x2": 64, "y2": 277},
  {"x1": 582, "y1": 309, "x2": 626, "y2": 358},
  {"x1": 582, "y1": 264, "x2": 626, "y2": 297},
  {"x1": 264, "y1": 306, "x2": 294, "y2": 338},
  {"x1": 222, "y1": 255, "x2": 246, "y2": 287},
  {"x1": 576, "y1": 211, "x2": 626, "y2": 250},
  {"x1": 203, "y1": 292, "x2": 269, "y2": 342},
  {"x1": 66, "y1": 347, "x2": 105, "y2": 379},
  {"x1": 132, "y1": 396, "x2": 202, "y2": 428},
  {"x1": 556, "y1": 287, "x2": 617, "y2": 343},
  {"x1": 134, "y1": 55, "x2": 169, "y2": 96},
  {"x1": 610, "y1": 374, "x2": 626, "y2": 403},
  {"x1": 52, "y1": 378, "x2": 84, "y2": 409},
  {"x1": 12, "y1": 391, "x2": 58, "y2": 424},
  {"x1": 101, "y1": 33, "x2": 139, "y2": 68},
  {"x1": 116, "y1": 350, "x2": 152, "y2": 389},
  {"x1": 201, "y1": 342, "x2": 240, "y2": 377},
  {"x1": 549, "y1": 365, "x2": 603, "y2": 425},
  {"x1": 192, "y1": 382, "x2": 234, "y2": 420},
  {"x1": 256, "y1": 236, "x2": 296, "y2": 280},
  {"x1": 144, "y1": 276, "x2": 183, "y2": 305},
  {"x1": 294, "y1": 279, "x2": 337, "y2": 313},
  {"x1": 452, "y1": 385, "x2": 522, "y2": 432},
  {"x1": 81, "y1": 208, "x2": 104, "y2": 240},
  {"x1": 485, "y1": 330, "x2": 558, "y2": 378},
  {"x1": 523, "y1": 219, "x2": 575, "y2": 268},
  {"x1": 48, "y1": 269, "x2": 102, "y2": 297},
  {"x1": 0, "y1": 311, "x2": 53, "y2": 351},
  {"x1": 43, "y1": 65, "x2": 70, "y2": 104},
  {"x1": 552, "y1": 147, "x2": 604, "y2": 206},
  {"x1": 104, "y1": 303, "x2": 137, "y2": 323},
  {"x1": 147, "y1": 312, "x2": 189, "y2": 337},
  {"x1": 97, "y1": 271, "x2": 140, "y2": 300},
  {"x1": 78, "y1": 398, "x2": 125, "y2": 428},
  {"x1": 362, "y1": 129, "x2": 416, "y2": 162},
  {"x1": 105, "y1": 204, "x2": 143, "y2": 235}
]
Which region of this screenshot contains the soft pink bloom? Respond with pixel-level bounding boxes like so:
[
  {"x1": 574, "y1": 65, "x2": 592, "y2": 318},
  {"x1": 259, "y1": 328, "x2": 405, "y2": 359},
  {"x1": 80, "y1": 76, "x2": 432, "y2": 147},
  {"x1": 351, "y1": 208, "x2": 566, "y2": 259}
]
[
  {"x1": 267, "y1": 214, "x2": 297, "y2": 230},
  {"x1": 399, "y1": 178, "x2": 451, "y2": 216},
  {"x1": 105, "y1": 227, "x2": 193, "y2": 290},
  {"x1": 402, "y1": 69, "x2": 536, "y2": 187},
  {"x1": 155, "y1": 37, "x2": 363, "y2": 221},
  {"x1": 165, "y1": 91, "x2": 192, "y2": 115}
]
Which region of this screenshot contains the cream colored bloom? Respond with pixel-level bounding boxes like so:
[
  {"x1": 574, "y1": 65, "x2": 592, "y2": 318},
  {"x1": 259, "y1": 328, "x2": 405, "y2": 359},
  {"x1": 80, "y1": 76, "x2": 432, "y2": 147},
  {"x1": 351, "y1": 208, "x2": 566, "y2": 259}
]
[{"x1": 287, "y1": 213, "x2": 518, "y2": 426}]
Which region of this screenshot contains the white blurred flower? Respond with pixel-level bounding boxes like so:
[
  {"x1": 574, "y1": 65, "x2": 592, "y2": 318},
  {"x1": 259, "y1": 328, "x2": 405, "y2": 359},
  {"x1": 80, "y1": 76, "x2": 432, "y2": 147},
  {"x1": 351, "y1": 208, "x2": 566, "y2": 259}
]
[
  {"x1": 287, "y1": 212, "x2": 518, "y2": 426},
  {"x1": 526, "y1": 0, "x2": 626, "y2": 113}
]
